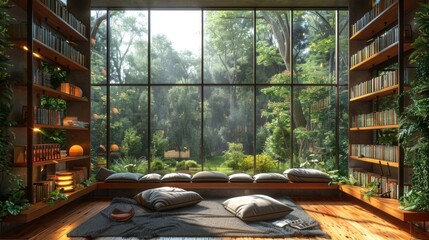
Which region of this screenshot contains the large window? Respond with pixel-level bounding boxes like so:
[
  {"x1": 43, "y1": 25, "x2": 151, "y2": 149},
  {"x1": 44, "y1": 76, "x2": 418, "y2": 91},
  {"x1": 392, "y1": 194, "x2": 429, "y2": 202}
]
[{"x1": 90, "y1": 9, "x2": 348, "y2": 175}]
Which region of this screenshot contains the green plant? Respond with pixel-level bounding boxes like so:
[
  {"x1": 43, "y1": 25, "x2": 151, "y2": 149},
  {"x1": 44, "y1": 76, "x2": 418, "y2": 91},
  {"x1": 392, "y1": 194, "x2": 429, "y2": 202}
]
[
  {"x1": 241, "y1": 154, "x2": 278, "y2": 173},
  {"x1": 40, "y1": 61, "x2": 67, "y2": 89},
  {"x1": 0, "y1": 0, "x2": 31, "y2": 220},
  {"x1": 150, "y1": 158, "x2": 165, "y2": 172},
  {"x1": 363, "y1": 181, "x2": 380, "y2": 200},
  {"x1": 110, "y1": 155, "x2": 148, "y2": 173},
  {"x1": 222, "y1": 142, "x2": 245, "y2": 170},
  {"x1": 398, "y1": 2, "x2": 429, "y2": 211},
  {"x1": 327, "y1": 170, "x2": 359, "y2": 186},
  {"x1": 46, "y1": 189, "x2": 68, "y2": 206}
]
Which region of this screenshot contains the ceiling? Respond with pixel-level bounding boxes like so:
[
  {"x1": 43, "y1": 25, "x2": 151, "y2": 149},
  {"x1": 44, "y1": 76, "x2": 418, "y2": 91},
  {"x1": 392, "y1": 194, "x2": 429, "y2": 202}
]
[{"x1": 91, "y1": 0, "x2": 349, "y2": 9}]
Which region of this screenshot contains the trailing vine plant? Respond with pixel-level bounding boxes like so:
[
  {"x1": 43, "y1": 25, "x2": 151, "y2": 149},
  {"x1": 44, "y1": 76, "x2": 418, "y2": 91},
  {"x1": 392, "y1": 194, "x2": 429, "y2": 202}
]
[
  {"x1": 399, "y1": 2, "x2": 429, "y2": 211},
  {"x1": 0, "y1": 0, "x2": 31, "y2": 219}
]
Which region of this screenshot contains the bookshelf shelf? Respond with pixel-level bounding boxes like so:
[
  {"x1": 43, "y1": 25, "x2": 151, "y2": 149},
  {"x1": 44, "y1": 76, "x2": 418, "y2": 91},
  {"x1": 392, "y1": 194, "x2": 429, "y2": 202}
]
[
  {"x1": 350, "y1": 125, "x2": 398, "y2": 131},
  {"x1": 3, "y1": 184, "x2": 96, "y2": 223},
  {"x1": 13, "y1": 155, "x2": 90, "y2": 167},
  {"x1": 350, "y1": 42, "x2": 412, "y2": 71},
  {"x1": 349, "y1": 84, "x2": 409, "y2": 102},
  {"x1": 340, "y1": 185, "x2": 429, "y2": 221},
  {"x1": 16, "y1": 84, "x2": 88, "y2": 102},
  {"x1": 12, "y1": 0, "x2": 87, "y2": 42},
  {"x1": 11, "y1": 124, "x2": 88, "y2": 130},
  {"x1": 33, "y1": 40, "x2": 87, "y2": 71},
  {"x1": 349, "y1": 155, "x2": 398, "y2": 168}
]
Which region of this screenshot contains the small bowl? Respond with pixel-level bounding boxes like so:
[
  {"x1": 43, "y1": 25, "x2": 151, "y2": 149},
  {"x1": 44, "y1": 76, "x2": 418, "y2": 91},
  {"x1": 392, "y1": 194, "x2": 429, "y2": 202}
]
[{"x1": 109, "y1": 208, "x2": 135, "y2": 222}]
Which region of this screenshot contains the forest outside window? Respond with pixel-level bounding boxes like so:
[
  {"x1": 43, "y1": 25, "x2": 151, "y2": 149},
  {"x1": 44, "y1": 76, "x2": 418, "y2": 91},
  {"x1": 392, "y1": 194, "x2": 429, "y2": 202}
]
[{"x1": 90, "y1": 9, "x2": 349, "y2": 176}]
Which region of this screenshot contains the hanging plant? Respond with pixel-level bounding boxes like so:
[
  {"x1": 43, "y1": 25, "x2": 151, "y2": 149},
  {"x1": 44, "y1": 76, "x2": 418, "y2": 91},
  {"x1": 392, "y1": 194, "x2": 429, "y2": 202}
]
[
  {"x1": 399, "y1": 3, "x2": 429, "y2": 211},
  {"x1": 0, "y1": 0, "x2": 31, "y2": 220}
]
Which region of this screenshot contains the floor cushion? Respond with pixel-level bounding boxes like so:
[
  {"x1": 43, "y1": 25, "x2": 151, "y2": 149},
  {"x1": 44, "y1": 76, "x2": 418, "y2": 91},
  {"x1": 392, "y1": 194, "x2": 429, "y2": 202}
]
[
  {"x1": 228, "y1": 173, "x2": 254, "y2": 183},
  {"x1": 223, "y1": 194, "x2": 293, "y2": 221},
  {"x1": 134, "y1": 187, "x2": 203, "y2": 211},
  {"x1": 138, "y1": 173, "x2": 162, "y2": 183},
  {"x1": 283, "y1": 168, "x2": 331, "y2": 183},
  {"x1": 105, "y1": 172, "x2": 143, "y2": 183},
  {"x1": 95, "y1": 167, "x2": 116, "y2": 181},
  {"x1": 161, "y1": 172, "x2": 192, "y2": 182}
]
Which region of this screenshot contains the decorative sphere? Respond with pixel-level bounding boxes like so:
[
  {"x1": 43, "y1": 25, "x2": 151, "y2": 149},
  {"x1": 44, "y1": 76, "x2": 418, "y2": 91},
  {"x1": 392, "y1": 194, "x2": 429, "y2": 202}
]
[
  {"x1": 110, "y1": 144, "x2": 120, "y2": 152},
  {"x1": 69, "y1": 145, "x2": 84, "y2": 156}
]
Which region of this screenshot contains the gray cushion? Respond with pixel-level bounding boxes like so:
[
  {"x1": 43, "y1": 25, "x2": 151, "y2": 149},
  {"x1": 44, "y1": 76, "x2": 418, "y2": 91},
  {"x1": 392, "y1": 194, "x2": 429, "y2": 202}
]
[
  {"x1": 161, "y1": 173, "x2": 192, "y2": 182},
  {"x1": 228, "y1": 173, "x2": 254, "y2": 183},
  {"x1": 223, "y1": 194, "x2": 293, "y2": 221},
  {"x1": 95, "y1": 167, "x2": 116, "y2": 181},
  {"x1": 253, "y1": 173, "x2": 289, "y2": 183},
  {"x1": 139, "y1": 173, "x2": 162, "y2": 183},
  {"x1": 192, "y1": 171, "x2": 228, "y2": 182},
  {"x1": 283, "y1": 168, "x2": 332, "y2": 183},
  {"x1": 104, "y1": 172, "x2": 142, "y2": 183},
  {"x1": 134, "y1": 187, "x2": 203, "y2": 211}
]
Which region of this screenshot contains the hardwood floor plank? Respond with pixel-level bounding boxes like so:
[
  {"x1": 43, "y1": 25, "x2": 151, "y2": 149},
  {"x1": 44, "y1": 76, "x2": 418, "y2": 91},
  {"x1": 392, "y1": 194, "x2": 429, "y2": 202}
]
[{"x1": 1, "y1": 198, "x2": 428, "y2": 240}]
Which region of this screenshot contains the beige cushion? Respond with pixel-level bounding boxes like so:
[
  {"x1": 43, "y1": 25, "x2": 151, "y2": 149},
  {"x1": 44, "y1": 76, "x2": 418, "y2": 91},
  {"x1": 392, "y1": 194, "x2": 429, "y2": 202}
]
[
  {"x1": 192, "y1": 171, "x2": 228, "y2": 182},
  {"x1": 139, "y1": 173, "x2": 162, "y2": 183},
  {"x1": 283, "y1": 168, "x2": 331, "y2": 183},
  {"x1": 105, "y1": 172, "x2": 142, "y2": 182},
  {"x1": 134, "y1": 187, "x2": 203, "y2": 211},
  {"x1": 228, "y1": 173, "x2": 254, "y2": 183},
  {"x1": 223, "y1": 195, "x2": 293, "y2": 221},
  {"x1": 161, "y1": 173, "x2": 192, "y2": 182},
  {"x1": 253, "y1": 173, "x2": 289, "y2": 183}
]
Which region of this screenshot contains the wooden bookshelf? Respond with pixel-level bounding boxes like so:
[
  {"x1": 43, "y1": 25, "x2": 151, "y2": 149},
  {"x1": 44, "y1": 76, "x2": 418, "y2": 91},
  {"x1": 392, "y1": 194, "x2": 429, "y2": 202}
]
[
  {"x1": 350, "y1": 42, "x2": 413, "y2": 71},
  {"x1": 350, "y1": 84, "x2": 401, "y2": 102},
  {"x1": 340, "y1": 185, "x2": 429, "y2": 221},
  {"x1": 3, "y1": 184, "x2": 96, "y2": 223},
  {"x1": 349, "y1": 155, "x2": 399, "y2": 168},
  {"x1": 12, "y1": 0, "x2": 87, "y2": 42},
  {"x1": 350, "y1": 0, "x2": 417, "y2": 41},
  {"x1": 16, "y1": 84, "x2": 88, "y2": 102},
  {"x1": 350, "y1": 124, "x2": 398, "y2": 131},
  {"x1": 13, "y1": 155, "x2": 90, "y2": 167},
  {"x1": 33, "y1": 40, "x2": 87, "y2": 71}
]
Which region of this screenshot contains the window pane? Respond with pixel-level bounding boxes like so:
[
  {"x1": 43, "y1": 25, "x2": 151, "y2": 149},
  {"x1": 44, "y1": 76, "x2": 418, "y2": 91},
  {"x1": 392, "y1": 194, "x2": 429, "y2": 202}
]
[
  {"x1": 109, "y1": 11, "x2": 148, "y2": 84},
  {"x1": 256, "y1": 10, "x2": 291, "y2": 84},
  {"x1": 293, "y1": 86, "x2": 336, "y2": 170},
  {"x1": 91, "y1": 10, "x2": 107, "y2": 85},
  {"x1": 256, "y1": 87, "x2": 291, "y2": 173},
  {"x1": 91, "y1": 86, "x2": 107, "y2": 173},
  {"x1": 109, "y1": 86, "x2": 149, "y2": 174},
  {"x1": 204, "y1": 10, "x2": 254, "y2": 84},
  {"x1": 151, "y1": 10, "x2": 201, "y2": 84},
  {"x1": 339, "y1": 10, "x2": 349, "y2": 85},
  {"x1": 151, "y1": 86, "x2": 201, "y2": 174},
  {"x1": 339, "y1": 86, "x2": 349, "y2": 175},
  {"x1": 204, "y1": 86, "x2": 254, "y2": 174},
  {"x1": 293, "y1": 10, "x2": 336, "y2": 84}
]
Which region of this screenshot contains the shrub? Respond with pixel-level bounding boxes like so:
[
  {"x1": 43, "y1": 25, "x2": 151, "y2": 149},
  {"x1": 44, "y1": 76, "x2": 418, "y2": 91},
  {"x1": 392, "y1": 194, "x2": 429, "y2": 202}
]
[
  {"x1": 222, "y1": 142, "x2": 245, "y2": 170},
  {"x1": 242, "y1": 154, "x2": 278, "y2": 172},
  {"x1": 150, "y1": 158, "x2": 165, "y2": 171}
]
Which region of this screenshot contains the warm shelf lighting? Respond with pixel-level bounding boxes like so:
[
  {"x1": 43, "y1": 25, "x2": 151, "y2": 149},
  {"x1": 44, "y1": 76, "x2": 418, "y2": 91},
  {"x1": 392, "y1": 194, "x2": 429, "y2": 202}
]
[
  {"x1": 33, "y1": 128, "x2": 41, "y2": 132},
  {"x1": 56, "y1": 172, "x2": 74, "y2": 192},
  {"x1": 22, "y1": 46, "x2": 29, "y2": 51}
]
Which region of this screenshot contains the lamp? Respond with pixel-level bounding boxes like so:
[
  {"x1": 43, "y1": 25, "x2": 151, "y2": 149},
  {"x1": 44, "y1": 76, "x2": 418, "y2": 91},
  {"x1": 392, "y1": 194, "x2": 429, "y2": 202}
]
[
  {"x1": 56, "y1": 172, "x2": 74, "y2": 192},
  {"x1": 69, "y1": 145, "x2": 84, "y2": 157}
]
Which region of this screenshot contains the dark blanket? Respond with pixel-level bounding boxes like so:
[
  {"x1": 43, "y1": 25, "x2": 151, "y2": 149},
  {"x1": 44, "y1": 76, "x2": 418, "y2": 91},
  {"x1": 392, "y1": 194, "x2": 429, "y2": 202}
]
[{"x1": 68, "y1": 197, "x2": 330, "y2": 239}]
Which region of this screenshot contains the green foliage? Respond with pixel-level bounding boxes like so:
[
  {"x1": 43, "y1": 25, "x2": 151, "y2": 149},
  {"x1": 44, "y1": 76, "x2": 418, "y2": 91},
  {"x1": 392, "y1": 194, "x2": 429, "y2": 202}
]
[
  {"x1": 151, "y1": 130, "x2": 169, "y2": 159},
  {"x1": 121, "y1": 127, "x2": 142, "y2": 157},
  {"x1": 327, "y1": 170, "x2": 359, "y2": 186},
  {"x1": 222, "y1": 143, "x2": 245, "y2": 170},
  {"x1": 0, "y1": 0, "x2": 31, "y2": 220},
  {"x1": 175, "y1": 159, "x2": 199, "y2": 171},
  {"x1": 110, "y1": 156, "x2": 148, "y2": 173},
  {"x1": 363, "y1": 181, "x2": 380, "y2": 200},
  {"x1": 241, "y1": 154, "x2": 278, "y2": 173},
  {"x1": 40, "y1": 62, "x2": 67, "y2": 88},
  {"x1": 150, "y1": 158, "x2": 165, "y2": 172},
  {"x1": 399, "y1": 2, "x2": 429, "y2": 211},
  {"x1": 46, "y1": 189, "x2": 68, "y2": 206}
]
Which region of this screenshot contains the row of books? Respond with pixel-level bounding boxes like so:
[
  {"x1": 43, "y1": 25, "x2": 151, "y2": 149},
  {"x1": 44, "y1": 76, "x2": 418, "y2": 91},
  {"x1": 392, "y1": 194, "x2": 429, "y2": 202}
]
[
  {"x1": 349, "y1": 169, "x2": 409, "y2": 199},
  {"x1": 40, "y1": 0, "x2": 86, "y2": 36},
  {"x1": 34, "y1": 106, "x2": 65, "y2": 126},
  {"x1": 33, "y1": 67, "x2": 53, "y2": 88},
  {"x1": 350, "y1": 144, "x2": 398, "y2": 162},
  {"x1": 14, "y1": 144, "x2": 61, "y2": 164},
  {"x1": 32, "y1": 180, "x2": 55, "y2": 203},
  {"x1": 350, "y1": 70, "x2": 398, "y2": 99},
  {"x1": 33, "y1": 24, "x2": 85, "y2": 66},
  {"x1": 351, "y1": 26, "x2": 399, "y2": 67},
  {"x1": 351, "y1": 109, "x2": 397, "y2": 128},
  {"x1": 351, "y1": 0, "x2": 395, "y2": 36}
]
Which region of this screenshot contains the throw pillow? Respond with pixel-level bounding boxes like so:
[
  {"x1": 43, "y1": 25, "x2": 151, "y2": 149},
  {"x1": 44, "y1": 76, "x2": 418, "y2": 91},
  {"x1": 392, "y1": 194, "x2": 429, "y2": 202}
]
[
  {"x1": 95, "y1": 167, "x2": 116, "y2": 181},
  {"x1": 161, "y1": 172, "x2": 192, "y2": 182},
  {"x1": 253, "y1": 173, "x2": 289, "y2": 183},
  {"x1": 192, "y1": 171, "x2": 229, "y2": 182},
  {"x1": 223, "y1": 194, "x2": 293, "y2": 221},
  {"x1": 283, "y1": 168, "x2": 332, "y2": 183},
  {"x1": 104, "y1": 172, "x2": 142, "y2": 183},
  {"x1": 228, "y1": 173, "x2": 254, "y2": 183},
  {"x1": 139, "y1": 173, "x2": 162, "y2": 183}
]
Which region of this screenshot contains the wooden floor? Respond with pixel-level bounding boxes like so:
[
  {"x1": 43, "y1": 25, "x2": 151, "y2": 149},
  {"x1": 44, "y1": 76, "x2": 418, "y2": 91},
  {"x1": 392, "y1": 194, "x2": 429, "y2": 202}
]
[{"x1": 1, "y1": 197, "x2": 429, "y2": 240}]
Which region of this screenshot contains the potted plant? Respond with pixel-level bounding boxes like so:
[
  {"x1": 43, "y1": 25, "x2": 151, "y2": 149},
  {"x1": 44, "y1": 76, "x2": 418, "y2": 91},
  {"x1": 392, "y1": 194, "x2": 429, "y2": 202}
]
[
  {"x1": 0, "y1": 0, "x2": 31, "y2": 220},
  {"x1": 399, "y1": 2, "x2": 429, "y2": 211}
]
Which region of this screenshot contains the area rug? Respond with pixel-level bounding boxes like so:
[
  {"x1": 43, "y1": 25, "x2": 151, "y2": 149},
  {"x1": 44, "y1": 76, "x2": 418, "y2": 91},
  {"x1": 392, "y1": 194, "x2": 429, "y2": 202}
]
[{"x1": 68, "y1": 197, "x2": 330, "y2": 239}]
